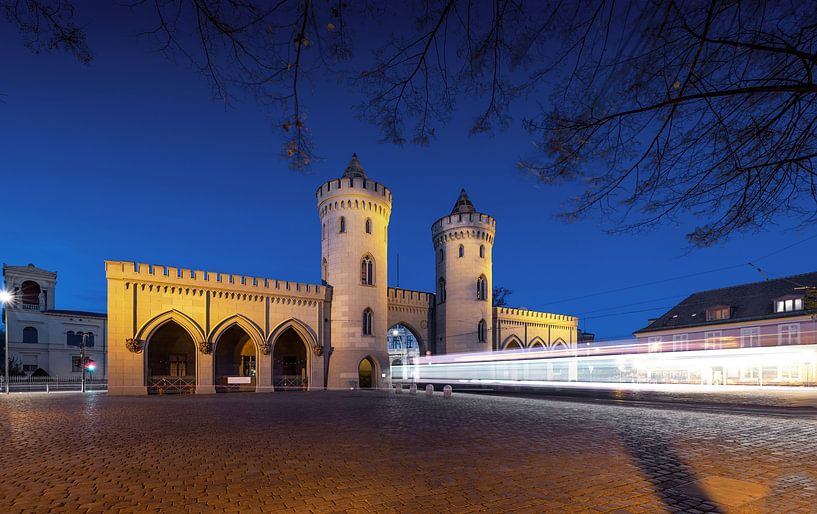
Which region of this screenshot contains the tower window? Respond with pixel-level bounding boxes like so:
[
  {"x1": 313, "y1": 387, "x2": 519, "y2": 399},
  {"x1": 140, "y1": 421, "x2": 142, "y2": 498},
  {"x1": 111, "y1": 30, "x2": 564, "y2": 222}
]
[
  {"x1": 362, "y1": 308, "x2": 373, "y2": 336},
  {"x1": 365, "y1": 218, "x2": 372, "y2": 234},
  {"x1": 479, "y1": 245, "x2": 485, "y2": 258},
  {"x1": 438, "y1": 278, "x2": 446, "y2": 304},
  {"x1": 476, "y1": 275, "x2": 487, "y2": 301},
  {"x1": 322, "y1": 258, "x2": 328, "y2": 282},
  {"x1": 478, "y1": 319, "x2": 487, "y2": 343},
  {"x1": 23, "y1": 326, "x2": 38, "y2": 344},
  {"x1": 322, "y1": 223, "x2": 326, "y2": 240},
  {"x1": 440, "y1": 249, "x2": 444, "y2": 261},
  {"x1": 339, "y1": 216, "x2": 346, "y2": 233},
  {"x1": 361, "y1": 255, "x2": 374, "y2": 286},
  {"x1": 458, "y1": 245, "x2": 464, "y2": 258}
]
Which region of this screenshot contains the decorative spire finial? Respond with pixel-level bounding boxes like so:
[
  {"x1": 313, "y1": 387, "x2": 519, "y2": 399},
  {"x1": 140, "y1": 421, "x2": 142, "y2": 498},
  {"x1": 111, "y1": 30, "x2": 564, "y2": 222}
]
[
  {"x1": 342, "y1": 153, "x2": 367, "y2": 179},
  {"x1": 451, "y1": 188, "x2": 476, "y2": 214}
]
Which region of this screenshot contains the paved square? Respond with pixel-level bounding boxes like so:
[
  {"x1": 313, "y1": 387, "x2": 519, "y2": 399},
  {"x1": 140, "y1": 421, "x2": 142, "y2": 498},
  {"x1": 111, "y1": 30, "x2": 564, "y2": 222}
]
[{"x1": 2, "y1": 391, "x2": 816, "y2": 513}]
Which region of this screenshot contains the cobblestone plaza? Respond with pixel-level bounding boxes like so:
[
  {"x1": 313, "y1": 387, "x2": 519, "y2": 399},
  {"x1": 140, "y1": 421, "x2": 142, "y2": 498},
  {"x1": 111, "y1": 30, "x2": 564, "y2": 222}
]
[{"x1": 2, "y1": 391, "x2": 816, "y2": 513}]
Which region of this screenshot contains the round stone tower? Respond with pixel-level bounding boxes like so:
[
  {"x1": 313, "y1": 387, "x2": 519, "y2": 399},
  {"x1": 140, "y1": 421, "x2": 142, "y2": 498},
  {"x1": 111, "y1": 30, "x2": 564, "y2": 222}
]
[
  {"x1": 317, "y1": 154, "x2": 392, "y2": 388},
  {"x1": 432, "y1": 189, "x2": 496, "y2": 354}
]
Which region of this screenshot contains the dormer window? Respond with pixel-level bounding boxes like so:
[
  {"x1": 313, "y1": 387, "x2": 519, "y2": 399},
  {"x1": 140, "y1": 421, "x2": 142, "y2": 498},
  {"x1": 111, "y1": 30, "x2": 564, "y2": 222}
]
[
  {"x1": 706, "y1": 305, "x2": 730, "y2": 321},
  {"x1": 775, "y1": 296, "x2": 803, "y2": 313}
]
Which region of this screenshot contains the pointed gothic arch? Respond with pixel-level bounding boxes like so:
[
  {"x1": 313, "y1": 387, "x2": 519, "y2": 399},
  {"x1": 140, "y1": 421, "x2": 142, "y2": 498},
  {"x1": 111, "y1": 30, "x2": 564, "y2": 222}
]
[
  {"x1": 502, "y1": 335, "x2": 523, "y2": 350},
  {"x1": 136, "y1": 309, "x2": 205, "y2": 347},
  {"x1": 529, "y1": 337, "x2": 546, "y2": 349},
  {"x1": 208, "y1": 314, "x2": 265, "y2": 350}
]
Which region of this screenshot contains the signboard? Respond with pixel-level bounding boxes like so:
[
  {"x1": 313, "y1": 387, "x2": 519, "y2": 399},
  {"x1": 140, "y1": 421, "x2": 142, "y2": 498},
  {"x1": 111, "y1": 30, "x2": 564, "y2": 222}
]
[{"x1": 227, "y1": 376, "x2": 252, "y2": 384}]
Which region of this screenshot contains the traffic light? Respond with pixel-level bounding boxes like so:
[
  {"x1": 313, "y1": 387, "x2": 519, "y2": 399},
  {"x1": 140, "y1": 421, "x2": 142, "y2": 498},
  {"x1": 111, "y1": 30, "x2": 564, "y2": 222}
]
[{"x1": 83, "y1": 357, "x2": 96, "y2": 372}]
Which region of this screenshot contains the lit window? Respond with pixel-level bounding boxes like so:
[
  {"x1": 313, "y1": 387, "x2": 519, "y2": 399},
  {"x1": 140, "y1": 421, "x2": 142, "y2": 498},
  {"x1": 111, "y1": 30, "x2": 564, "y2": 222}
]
[
  {"x1": 672, "y1": 334, "x2": 688, "y2": 352},
  {"x1": 740, "y1": 327, "x2": 760, "y2": 348},
  {"x1": 778, "y1": 323, "x2": 800, "y2": 345},
  {"x1": 775, "y1": 297, "x2": 803, "y2": 313},
  {"x1": 362, "y1": 308, "x2": 373, "y2": 336},
  {"x1": 361, "y1": 255, "x2": 374, "y2": 286},
  {"x1": 648, "y1": 336, "x2": 662, "y2": 353},
  {"x1": 706, "y1": 305, "x2": 730, "y2": 321},
  {"x1": 704, "y1": 330, "x2": 723, "y2": 350}
]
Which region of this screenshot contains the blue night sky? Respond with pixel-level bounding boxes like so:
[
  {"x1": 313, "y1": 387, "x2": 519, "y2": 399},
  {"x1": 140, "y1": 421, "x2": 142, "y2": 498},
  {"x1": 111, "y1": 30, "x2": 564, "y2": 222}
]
[{"x1": 2, "y1": 5, "x2": 815, "y2": 340}]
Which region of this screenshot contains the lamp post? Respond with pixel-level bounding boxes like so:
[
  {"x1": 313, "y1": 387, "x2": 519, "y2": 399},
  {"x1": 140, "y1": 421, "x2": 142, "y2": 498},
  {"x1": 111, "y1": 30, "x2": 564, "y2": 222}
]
[
  {"x1": 1, "y1": 289, "x2": 14, "y2": 395},
  {"x1": 80, "y1": 332, "x2": 88, "y2": 393}
]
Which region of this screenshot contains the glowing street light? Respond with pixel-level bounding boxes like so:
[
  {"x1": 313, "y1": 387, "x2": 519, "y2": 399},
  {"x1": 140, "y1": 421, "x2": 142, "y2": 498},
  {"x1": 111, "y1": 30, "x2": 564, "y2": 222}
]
[{"x1": 1, "y1": 289, "x2": 15, "y2": 394}]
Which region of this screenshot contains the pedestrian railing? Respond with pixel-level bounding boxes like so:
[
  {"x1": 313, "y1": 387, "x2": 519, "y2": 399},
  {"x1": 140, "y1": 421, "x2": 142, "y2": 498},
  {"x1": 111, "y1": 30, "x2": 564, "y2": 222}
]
[
  {"x1": 0, "y1": 375, "x2": 107, "y2": 393},
  {"x1": 274, "y1": 375, "x2": 307, "y2": 389},
  {"x1": 147, "y1": 375, "x2": 196, "y2": 395}
]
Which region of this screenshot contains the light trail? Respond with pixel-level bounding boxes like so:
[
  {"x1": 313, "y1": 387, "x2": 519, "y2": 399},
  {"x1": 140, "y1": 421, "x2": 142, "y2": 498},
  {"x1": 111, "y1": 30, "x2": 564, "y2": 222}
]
[{"x1": 392, "y1": 335, "x2": 817, "y2": 389}]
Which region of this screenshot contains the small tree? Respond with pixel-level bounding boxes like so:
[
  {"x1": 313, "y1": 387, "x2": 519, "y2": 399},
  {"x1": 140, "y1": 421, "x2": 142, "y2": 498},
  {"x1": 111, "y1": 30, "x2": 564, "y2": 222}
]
[{"x1": 492, "y1": 286, "x2": 513, "y2": 307}]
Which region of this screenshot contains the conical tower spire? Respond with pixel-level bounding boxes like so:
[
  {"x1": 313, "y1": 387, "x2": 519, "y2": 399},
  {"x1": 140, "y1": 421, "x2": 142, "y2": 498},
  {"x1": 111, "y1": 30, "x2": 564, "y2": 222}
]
[
  {"x1": 342, "y1": 153, "x2": 367, "y2": 179},
  {"x1": 451, "y1": 188, "x2": 476, "y2": 214}
]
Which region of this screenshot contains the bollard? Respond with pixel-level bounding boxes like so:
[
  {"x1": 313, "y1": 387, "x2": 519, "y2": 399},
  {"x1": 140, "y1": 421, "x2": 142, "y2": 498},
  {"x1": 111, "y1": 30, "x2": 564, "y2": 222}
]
[
  {"x1": 425, "y1": 384, "x2": 434, "y2": 396},
  {"x1": 443, "y1": 384, "x2": 453, "y2": 399},
  {"x1": 409, "y1": 383, "x2": 417, "y2": 395}
]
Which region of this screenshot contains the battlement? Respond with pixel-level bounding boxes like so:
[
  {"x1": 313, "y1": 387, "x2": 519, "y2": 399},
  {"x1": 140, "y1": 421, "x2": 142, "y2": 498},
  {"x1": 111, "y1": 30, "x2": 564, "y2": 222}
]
[
  {"x1": 316, "y1": 176, "x2": 392, "y2": 203},
  {"x1": 387, "y1": 287, "x2": 435, "y2": 308},
  {"x1": 105, "y1": 261, "x2": 328, "y2": 300},
  {"x1": 494, "y1": 306, "x2": 577, "y2": 325},
  {"x1": 431, "y1": 212, "x2": 496, "y2": 247}
]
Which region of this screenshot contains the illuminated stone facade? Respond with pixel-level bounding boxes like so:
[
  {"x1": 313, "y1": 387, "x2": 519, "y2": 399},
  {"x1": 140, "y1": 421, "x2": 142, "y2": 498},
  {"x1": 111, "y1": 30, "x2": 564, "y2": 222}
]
[{"x1": 105, "y1": 155, "x2": 577, "y2": 394}]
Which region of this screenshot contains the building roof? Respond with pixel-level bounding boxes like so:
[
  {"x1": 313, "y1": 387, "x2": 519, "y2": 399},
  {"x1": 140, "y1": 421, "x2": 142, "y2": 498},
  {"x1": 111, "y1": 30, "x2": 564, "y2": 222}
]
[
  {"x1": 635, "y1": 271, "x2": 817, "y2": 334},
  {"x1": 46, "y1": 309, "x2": 107, "y2": 319},
  {"x1": 451, "y1": 189, "x2": 476, "y2": 214},
  {"x1": 342, "y1": 153, "x2": 367, "y2": 179}
]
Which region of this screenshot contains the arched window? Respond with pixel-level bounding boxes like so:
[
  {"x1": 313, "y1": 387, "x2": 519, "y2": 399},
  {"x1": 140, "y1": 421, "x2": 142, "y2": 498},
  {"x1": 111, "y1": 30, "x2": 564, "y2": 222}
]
[
  {"x1": 361, "y1": 255, "x2": 374, "y2": 285},
  {"x1": 438, "y1": 278, "x2": 446, "y2": 303},
  {"x1": 478, "y1": 319, "x2": 487, "y2": 343},
  {"x1": 23, "y1": 326, "x2": 38, "y2": 344},
  {"x1": 86, "y1": 332, "x2": 95, "y2": 347},
  {"x1": 339, "y1": 216, "x2": 346, "y2": 233},
  {"x1": 365, "y1": 218, "x2": 372, "y2": 234},
  {"x1": 479, "y1": 244, "x2": 485, "y2": 258},
  {"x1": 476, "y1": 275, "x2": 487, "y2": 301},
  {"x1": 322, "y1": 223, "x2": 326, "y2": 240},
  {"x1": 67, "y1": 330, "x2": 75, "y2": 345},
  {"x1": 458, "y1": 244, "x2": 464, "y2": 258},
  {"x1": 21, "y1": 280, "x2": 41, "y2": 307},
  {"x1": 322, "y1": 258, "x2": 328, "y2": 282},
  {"x1": 362, "y1": 308, "x2": 373, "y2": 336},
  {"x1": 439, "y1": 249, "x2": 444, "y2": 261}
]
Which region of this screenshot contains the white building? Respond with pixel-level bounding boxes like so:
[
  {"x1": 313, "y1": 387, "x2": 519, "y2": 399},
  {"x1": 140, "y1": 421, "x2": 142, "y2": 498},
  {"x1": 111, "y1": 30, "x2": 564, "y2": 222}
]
[{"x1": 2, "y1": 264, "x2": 107, "y2": 378}]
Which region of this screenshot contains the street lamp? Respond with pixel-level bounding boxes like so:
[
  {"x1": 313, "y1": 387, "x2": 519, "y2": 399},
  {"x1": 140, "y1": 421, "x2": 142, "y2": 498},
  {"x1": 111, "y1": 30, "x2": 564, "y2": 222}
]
[{"x1": 1, "y1": 289, "x2": 15, "y2": 395}]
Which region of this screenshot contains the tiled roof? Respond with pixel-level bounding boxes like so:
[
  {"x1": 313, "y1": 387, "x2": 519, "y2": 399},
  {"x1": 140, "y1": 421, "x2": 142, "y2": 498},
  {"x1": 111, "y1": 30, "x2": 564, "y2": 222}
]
[
  {"x1": 342, "y1": 153, "x2": 367, "y2": 179},
  {"x1": 635, "y1": 271, "x2": 817, "y2": 333},
  {"x1": 451, "y1": 189, "x2": 476, "y2": 214}
]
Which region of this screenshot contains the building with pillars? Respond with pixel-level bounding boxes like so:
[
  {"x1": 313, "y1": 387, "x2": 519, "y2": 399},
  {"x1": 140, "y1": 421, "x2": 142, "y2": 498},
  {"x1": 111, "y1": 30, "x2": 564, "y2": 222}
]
[{"x1": 105, "y1": 155, "x2": 577, "y2": 395}]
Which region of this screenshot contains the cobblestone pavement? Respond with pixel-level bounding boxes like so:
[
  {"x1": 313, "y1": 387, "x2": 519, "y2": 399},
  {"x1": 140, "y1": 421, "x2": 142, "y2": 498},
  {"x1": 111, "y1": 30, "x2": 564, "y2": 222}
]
[{"x1": 2, "y1": 390, "x2": 816, "y2": 513}]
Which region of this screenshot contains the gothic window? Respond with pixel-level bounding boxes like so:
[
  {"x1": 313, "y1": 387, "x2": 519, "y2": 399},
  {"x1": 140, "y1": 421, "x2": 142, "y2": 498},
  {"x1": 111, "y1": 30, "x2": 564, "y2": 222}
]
[
  {"x1": 365, "y1": 218, "x2": 372, "y2": 234},
  {"x1": 339, "y1": 216, "x2": 346, "y2": 233},
  {"x1": 23, "y1": 326, "x2": 38, "y2": 344},
  {"x1": 478, "y1": 319, "x2": 487, "y2": 343},
  {"x1": 438, "y1": 278, "x2": 446, "y2": 304},
  {"x1": 479, "y1": 245, "x2": 485, "y2": 258},
  {"x1": 361, "y1": 255, "x2": 374, "y2": 285},
  {"x1": 458, "y1": 245, "x2": 464, "y2": 258},
  {"x1": 362, "y1": 308, "x2": 373, "y2": 336},
  {"x1": 476, "y1": 275, "x2": 487, "y2": 301},
  {"x1": 21, "y1": 280, "x2": 40, "y2": 308}
]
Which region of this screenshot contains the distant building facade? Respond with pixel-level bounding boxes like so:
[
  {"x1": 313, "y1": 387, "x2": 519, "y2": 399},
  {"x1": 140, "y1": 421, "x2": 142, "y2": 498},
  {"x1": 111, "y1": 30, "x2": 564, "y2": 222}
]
[
  {"x1": 634, "y1": 272, "x2": 817, "y2": 385},
  {"x1": 105, "y1": 155, "x2": 578, "y2": 395},
  {"x1": 2, "y1": 264, "x2": 107, "y2": 378}
]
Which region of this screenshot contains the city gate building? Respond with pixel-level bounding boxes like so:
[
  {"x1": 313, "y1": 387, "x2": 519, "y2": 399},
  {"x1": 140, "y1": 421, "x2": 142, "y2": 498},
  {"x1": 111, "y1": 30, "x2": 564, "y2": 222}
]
[{"x1": 105, "y1": 155, "x2": 577, "y2": 395}]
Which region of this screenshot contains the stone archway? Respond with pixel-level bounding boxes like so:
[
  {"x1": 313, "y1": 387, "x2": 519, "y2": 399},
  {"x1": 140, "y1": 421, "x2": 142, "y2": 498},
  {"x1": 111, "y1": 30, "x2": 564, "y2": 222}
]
[
  {"x1": 358, "y1": 357, "x2": 375, "y2": 388},
  {"x1": 503, "y1": 336, "x2": 523, "y2": 350},
  {"x1": 214, "y1": 325, "x2": 258, "y2": 393},
  {"x1": 145, "y1": 321, "x2": 197, "y2": 394},
  {"x1": 272, "y1": 327, "x2": 309, "y2": 390}
]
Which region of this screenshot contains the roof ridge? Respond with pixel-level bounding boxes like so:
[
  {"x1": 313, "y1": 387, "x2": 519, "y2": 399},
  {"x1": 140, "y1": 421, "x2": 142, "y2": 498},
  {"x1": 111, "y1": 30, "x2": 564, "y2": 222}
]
[{"x1": 684, "y1": 269, "x2": 817, "y2": 296}]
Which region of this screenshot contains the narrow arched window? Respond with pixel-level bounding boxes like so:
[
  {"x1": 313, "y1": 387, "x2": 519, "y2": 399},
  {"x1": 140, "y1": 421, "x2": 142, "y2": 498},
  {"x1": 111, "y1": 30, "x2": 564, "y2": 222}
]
[
  {"x1": 23, "y1": 326, "x2": 38, "y2": 344},
  {"x1": 458, "y1": 245, "x2": 464, "y2": 258},
  {"x1": 322, "y1": 258, "x2": 328, "y2": 282},
  {"x1": 439, "y1": 249, "x2": 444, "y2": 261},
  {"x1": 86, "y1": 332, "x2": 95, "y2": 347},
  {"x1": 362, "y1": 308, "x2": 373, "y2": 335},
  {"x1": 476, "y1": 275, "x2": 487, "y2": 300},
  {"x1": 478, "y1": 319, "x2": 487, "y2": 343},
  {"x1": 339, "y1": 216, "x2": 346, "y2": 233},
  {"x1": 479, "y1": 245, "x2": 485, "y2": 258},
  {"x1": 365, "y1": 218, "x2": 372, "y2": 234},
  {"x1": 361, "y1": 255, "x2": 374, "y2": 285},
  {"x1": 322, "y1": 223, "x2": 326, "y2": 240},
  {"x1": 438, "y1": 278, "x2": 446, "y2": 304},
  {"x1": 67, "y1": 330, "x2": 75, "y2": 346}
]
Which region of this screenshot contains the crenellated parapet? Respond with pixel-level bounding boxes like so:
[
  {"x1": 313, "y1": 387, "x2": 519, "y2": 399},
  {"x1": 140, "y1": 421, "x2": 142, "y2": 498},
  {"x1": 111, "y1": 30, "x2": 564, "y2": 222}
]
[
  {"x1": 431, "y1": 212, "x2": 496, "y2": 248},
  {"x1": 388, "y1": 287, "x2": 435, "y2": 312},
  {"x1": 316, "y1": 175, "x2": 393, "y2": 220},
  {"x1": 105, "y1": 261, "x2": 329, "y2": 304},
  {"x1": 494, "y1": 306, "x2": 577, "y2": 327}
]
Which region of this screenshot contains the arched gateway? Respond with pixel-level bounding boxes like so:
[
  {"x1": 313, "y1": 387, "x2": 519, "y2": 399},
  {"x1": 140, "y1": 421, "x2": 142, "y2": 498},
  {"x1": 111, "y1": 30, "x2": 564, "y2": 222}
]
[{"x1": 146, "y1": 321, "x2": 197, "y2": 394}]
